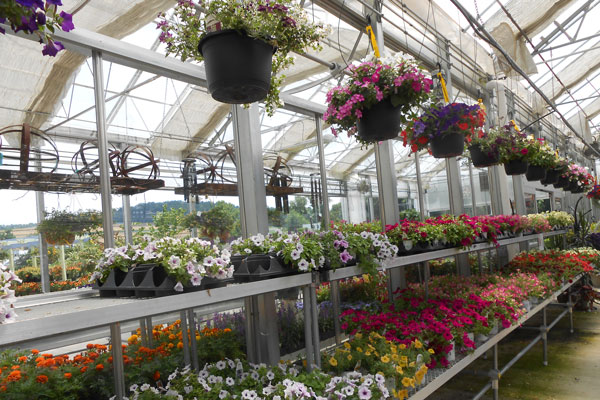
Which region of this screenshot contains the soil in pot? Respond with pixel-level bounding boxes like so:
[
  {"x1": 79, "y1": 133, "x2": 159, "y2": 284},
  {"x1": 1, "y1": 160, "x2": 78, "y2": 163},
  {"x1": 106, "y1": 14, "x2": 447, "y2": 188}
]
[
  {"x1": 357, "y1": 99, "x2": 402, "y2": 142},
  {"x1": 503, "y1": 159, "x2": 528, "y2": 175},
  {"x1": 469, "y1": 145, "x2": 499, "y2": 167},
  {"x1": 430, "y1": 131, "x2": 465, "y2": 158},
  {"x1": 525, "y1": 165, "x2": 547, "y2": 181},
  {"x1": 198, "y1": 30, "x2": 275, "y2": 104}
]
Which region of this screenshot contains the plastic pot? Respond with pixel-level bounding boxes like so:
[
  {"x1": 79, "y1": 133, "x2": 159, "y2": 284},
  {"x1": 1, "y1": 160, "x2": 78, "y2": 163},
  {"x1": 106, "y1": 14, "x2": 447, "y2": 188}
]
[
  {"x1": 469, "y1": 144, "x2": 499, "y2": 168},
  {"x1": 198, "y1": 30, "x2": 274, "y2": 104},
  {"x1": 525, "y1": 165, "x2": 547, "y2": 181},
  {"x1": 503, "y1": 159, "x2": 528, "y2": 175},
  {"x1": 554, "y1": 175, "x2": 570, "y2": 188},
  {"x1": 541, "y1": 169, "x2": 559, "y2": 185},
  {"x1": 357, "y1": 99, "x2": 402, "y2": 142},
  {"x1": 430, "y1": 131, "x2": 465, "y2": 158}
]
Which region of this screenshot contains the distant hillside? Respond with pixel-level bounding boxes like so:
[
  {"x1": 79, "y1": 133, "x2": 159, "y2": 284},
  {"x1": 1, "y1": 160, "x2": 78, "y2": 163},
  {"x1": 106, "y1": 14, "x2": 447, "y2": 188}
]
[{"x1": 113, "y1": 200, "x2": 215, "y2": 223}]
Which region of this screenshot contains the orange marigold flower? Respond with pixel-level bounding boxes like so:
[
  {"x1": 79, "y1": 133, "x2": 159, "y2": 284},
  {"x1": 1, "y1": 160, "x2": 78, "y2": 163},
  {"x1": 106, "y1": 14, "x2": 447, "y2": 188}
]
[
  {"x1": 64, "y1": 373, "x2": 72, "y2": 379},
  {"x1": 7, "y1": 371, "x2": 21, "y2": 381},
  {"x1": 80, "y1": 366, "x2": 88, "y2": 373},
  {"x1": 86, "y1": 344, "x2": 94, "y2": 349},
  {"x1": 153, "y1": 371, "x2": 160, "y2": 381},
  {"x1": 31, "y1": 349, "x2": 40, "y2": 355},
  {"x1": 11, "y1": 365, "x2": 20, "y2": 370},
  {"x1": 177, "y1": 342, "x2": 183, "y2": 349},
  {"x1": 36, "y1": 375, "x2": 49, "y2": 384},
  {"x1": 18, "y1": 356, "x2": 27, "y2": 362},
  {"x1": 42, "y1": 353, "x2": 53, "y2": 358},
  {"x1": 35, "y1": 357, "x2": 44, "y2": 363},
  {"x1": 95, "y1": 364, "x2": 104, "y2": 371},
  {"x1": 223, "y1": 328, "x2": 232, "y2": 333}
]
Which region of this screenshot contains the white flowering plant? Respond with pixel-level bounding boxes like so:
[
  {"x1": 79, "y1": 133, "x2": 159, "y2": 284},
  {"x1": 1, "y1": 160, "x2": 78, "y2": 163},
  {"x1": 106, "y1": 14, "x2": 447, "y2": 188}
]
[
  {"x1": 230, "y1": 233, "x2": 273, "y2": 256},
  {"x1": 0, "y1": 263, "x2": 21, "y2": 325},
  {"x1": 344, "y1": 231, "x2": 398, "y2": 276},
  {"x1": 126, "y1": 357, "x2": 391, "y2": 399},
  {"x1": 90, "y1": 237, "x2": 233, "y2": 293},
  {"x1": 278, "y1": 231, "x2": 325, "y2": 272}
]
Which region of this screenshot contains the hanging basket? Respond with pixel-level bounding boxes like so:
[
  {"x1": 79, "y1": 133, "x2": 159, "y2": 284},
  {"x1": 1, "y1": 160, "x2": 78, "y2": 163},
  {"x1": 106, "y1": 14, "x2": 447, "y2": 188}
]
[
  {"x1": 554, "y1": 175, "x2": 570, "y2": 189},
  {"x1": 469, "y1": 144, "x2": 499, "y2": 168},
  {"x1": 568, "y1": 181, "x2": 584, "y2": 193},
  {"x1": 503, "y1": 159, "x2": 528, "y2": 175},
  {"x1": 541, "y1": 169, "x2": 559, "y2": 185},
  {"x1": 43, "y1": 233, "x2": 75, "y2": 246},
  {"x1": 198, "y1": 29, "x2": 275, "y2": 104},
  {"x1": 525, "y1": 165, "x2": 547, "y2": 181},
  {"x1": 430, "y1": 131, "x2": 465, "y2": 158},
  {"x1": 356, "y1": 99, "x2": 402, "y2": 142}
]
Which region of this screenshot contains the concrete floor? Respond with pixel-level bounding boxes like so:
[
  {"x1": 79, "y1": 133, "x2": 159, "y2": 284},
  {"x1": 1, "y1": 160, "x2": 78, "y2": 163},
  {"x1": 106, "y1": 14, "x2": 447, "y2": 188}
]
[{"x1": 432, "y1": 306, "x2": 600, "y2": 400}]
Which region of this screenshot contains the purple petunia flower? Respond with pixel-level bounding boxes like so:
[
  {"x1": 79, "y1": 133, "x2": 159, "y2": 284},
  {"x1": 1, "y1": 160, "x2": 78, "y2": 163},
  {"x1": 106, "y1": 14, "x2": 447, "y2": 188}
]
[
  {"x1": 46, "y1": 0, "x2": 63, "y2": 5},
  {"x1": 41, "y1": 40, "x2": 64, "y2": 56},
  {"x1": 59, "y1": 11, "x2": 74, "y2": 32}
]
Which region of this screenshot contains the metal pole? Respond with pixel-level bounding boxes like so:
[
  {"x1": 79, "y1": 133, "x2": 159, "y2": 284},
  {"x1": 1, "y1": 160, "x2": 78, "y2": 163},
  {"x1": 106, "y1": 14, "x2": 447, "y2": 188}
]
[
  {"x1": 139, "y1": 319, "x2": 148, "y2": 347},
  {"x1": 310, "y1": 281, "x2": 321, "y2": 368},
  {"x1": 35, "y1": 191, "x2": 50, "y2": 293},
  {"x1": 542, "y1": 307, "x2": 548, "y2": 366},
  {"x1": 468, "y1": 161, "x2": 478, "y2": 215},
  {"x1": 415, "y1": 152, "x2": 426, "y2": 220},
  {"x1": 315, "y1": 115, "x2": 330, "y2": 228},
  {"x1": 109, "y1": 323, "x2": 126, "y2": 400},
  {"x1": 187, "y1": 309, "x2": 199, "y2": 371},
  {"x1": 568, "y1": 290, "x2": 574, "y2": 334},
  {"x1": 59, "y1": 245, "x2": 67, "y2": 281},
  {"x1": 145, "y1": 316, "x2": 153, "y2": 348},
  {"x1": 180, "y1": 311, "x2": 191, "y2": 366},
  {"x1": 331, "y1": 280, "x2": 342, "y2": 345},
  {"x1": 492, "y1": 344, "x2": 499, "y2": 400},
  {"x1": 8, "y1": 249, "x2": 14, "y2": 273},
  {"x1": 302, "y1": 286, "x2": 314, "y2": 371},
  {"x1": 122, "y1": 195, "x2": 133, "y2": 245},
  {"x1": 91, "y1": 50, "x2": 114, "y2": 249}
]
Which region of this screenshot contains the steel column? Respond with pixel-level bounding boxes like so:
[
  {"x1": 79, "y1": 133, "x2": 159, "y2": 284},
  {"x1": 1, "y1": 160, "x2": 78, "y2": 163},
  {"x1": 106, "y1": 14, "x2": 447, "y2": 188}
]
[
  {"x1": 35, "y1": 190, "x2": 50, "y2": 293},
  {"x1": 542, "y1": 307, "x2": 548, "y2": 366},
  {"x1": 8, "y1": 249, "x2": 14, "y2": 273},
  {"x1": 331, "y1": 280, "x2": 342, "y2": 345},
  {"x1": 310, "y1": 281, "x2": 321, "y2": 368},
  {"x1": 92, "y1": 50, "x2": 114, "y2": 249},
  {"x1": 187, "y1": 309, "x2": 199, "y2": 371},
  {"x1": 122, "y1": 195, "x2": 133, "y2": 245},
  {"x1": 59, "y1": 245, "x2": 67, "y2": 281},
  {"x1": 109, "y1": 323, "x2": 125, "y2": 400},
  {"x1": 180, "y1": 311, "x2": 191, "y2": 366},
  {"x1": 492, "y1": 344, "x2": 499, "y2": 400},
  {"x1": 315, "y1": 116, "x2": 330, "y2": 228},
  {"x1": 302, "y1": 286, "x2": 315, "y2": 371}
]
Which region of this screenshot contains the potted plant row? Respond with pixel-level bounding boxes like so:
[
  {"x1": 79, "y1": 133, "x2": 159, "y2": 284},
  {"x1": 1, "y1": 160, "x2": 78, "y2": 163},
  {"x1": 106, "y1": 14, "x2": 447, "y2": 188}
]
[
  {"x1": 157, "y1": 0, "x2": 329, "y2": 115},
  {"x1": 90, "y1": 237, "x2": 234, "y2": 298}
]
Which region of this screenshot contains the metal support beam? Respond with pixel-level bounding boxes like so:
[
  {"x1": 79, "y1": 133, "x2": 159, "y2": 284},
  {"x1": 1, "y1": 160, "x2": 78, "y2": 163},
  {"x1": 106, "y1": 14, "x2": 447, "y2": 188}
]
[
  {"x1": 122, "y1": 195, "x2": 133, "y2": 245},
  {"x1": 35, "y1": 190, "x2": 50, "y2": 293},
  {"x1": 315, "y1": 115, "x2": 330, "y2": 228},
  {"x1": 331, "y1": 280, "x2": 342, "y2": 345},
  {"x1": 59, "y1": 245, "x2": 67, "y2": 281},
  {"x1": 92, "y1": 51, "x2": 114, "y2": 249},
  {"x1": 109, "y1": 323, "x2": 125, "y2": 400},
  {"x1": 302, "y1": 286, "x2": 315, "y2": 371},
  {"x1": 232, "y1": 104, "x2": 279, "y2": 365}
]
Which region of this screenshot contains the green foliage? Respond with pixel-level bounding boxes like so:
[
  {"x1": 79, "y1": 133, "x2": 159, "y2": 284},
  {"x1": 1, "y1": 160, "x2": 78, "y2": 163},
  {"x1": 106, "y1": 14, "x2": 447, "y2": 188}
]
[
  {"x1": 283, "y1": 210, "x2": 308, "y2": 232},
  {"x1": 146, "y1": 205, "x2": 188, "y2": 239},
  {"x1": 197, "y1": 201, "x2": 239, "y2": 241},
  {"x1": 65, "y1": 237, "x2": 104, "y2": 275},
  {"x1": 329, "y1": 202, "x2": 343, "y2": 222},
  {"x1": 15, "y1": 266, "x2": 41, "y2": 282},
  {"x1": 398, "y1": 208, "x2": 420, "y2": 221},
  {"x1": 267, "y1": 208, "x2": 284, "y2": 227},
  {"x1": 0, "y1": 229, "x2": 15, "y2": 240}
]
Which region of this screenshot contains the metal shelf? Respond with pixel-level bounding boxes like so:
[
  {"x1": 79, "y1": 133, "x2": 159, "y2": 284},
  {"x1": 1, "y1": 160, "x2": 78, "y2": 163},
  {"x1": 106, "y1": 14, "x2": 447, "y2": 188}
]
[
  {"x1": 408, "y1": 274, "x2": 581, "y2": 400},
  {"x1": 325, "y1": 231, "x2": 567, "y2": 281}
]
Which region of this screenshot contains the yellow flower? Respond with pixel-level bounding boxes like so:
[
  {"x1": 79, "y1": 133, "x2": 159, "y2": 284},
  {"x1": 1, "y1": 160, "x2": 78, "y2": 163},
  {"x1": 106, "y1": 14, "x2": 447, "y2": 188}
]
[
  {"x1": 127, "y1": 335, "x2": 138, "y2": 345},
  {"x1": 396, "y1": 389, "x2": 409, "y2": 399},
  {"x1": 356, "y1": 347, "x2": 363, "y2": 353},
  {"x1": 380, "y1": 355, "x2": 391, "y2": 363},
  {"x1": 390, "y1": 345, "x2": 397, "y2": 354},
  {"x1": 355, "y1": 333, "x2": 363, "y2": 339},
  {"x1": 392, "y1": 354, "x2": 399, "y2": 362},
  {"x1": 398, "y1": 344, "x2": 406, "y2": 350},
  {"x1": 415, "y1": 370, "x2": 425, "y2": 384},
  {"x1": 409, "y1": 361, "x2": 415, "y2": 367},
  {"x1": 329, "y1": 357, "x2": 338, "y2": 367},
  {"x1": 365, "y1": 351, "x2": 371, "y2": 356},
  {"x1": 428, "y1": 348, "x2": 435, "y2": 354},
  {"x1": 401, "y1": 377, "x2": 412, "y2": 387},
  {"x1": 395, "y1": 366, "x2": 404, "y2": 374},
  {"x1": 400, "y1": 356, "x2": 408, "y2": 367},
  {"x1": 362, "y1": 274, "x2": 370, "y2": 283},
  {"x1": 413, "y1": 339, "x2": 422, "y2": 349},
  {"x1": 344, "y1": 342, "x2": 351, "y2": 349},
  {"x1": 347, "y1": 354, "x2": 352, "y2": 361}
]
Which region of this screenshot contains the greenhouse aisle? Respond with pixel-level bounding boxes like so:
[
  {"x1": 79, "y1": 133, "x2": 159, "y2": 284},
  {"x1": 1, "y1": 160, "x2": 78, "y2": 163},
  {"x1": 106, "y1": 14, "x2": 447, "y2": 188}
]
[{"x1": 436, "y1": 307, "x2": 600, "y2": 399}]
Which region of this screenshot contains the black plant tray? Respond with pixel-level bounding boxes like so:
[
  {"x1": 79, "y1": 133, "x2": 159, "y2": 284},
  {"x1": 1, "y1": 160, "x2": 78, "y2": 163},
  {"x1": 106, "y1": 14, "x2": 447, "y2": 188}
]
[{"x1": 233, "y1": 254, "x2": 296, "y2": 282}]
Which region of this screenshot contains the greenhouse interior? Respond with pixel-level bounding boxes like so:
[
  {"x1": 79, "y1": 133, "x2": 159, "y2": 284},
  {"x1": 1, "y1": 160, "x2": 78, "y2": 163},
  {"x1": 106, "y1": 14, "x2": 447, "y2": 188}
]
[{"x1": 2, "y1": 0, "x2": 600, "y2": 399}]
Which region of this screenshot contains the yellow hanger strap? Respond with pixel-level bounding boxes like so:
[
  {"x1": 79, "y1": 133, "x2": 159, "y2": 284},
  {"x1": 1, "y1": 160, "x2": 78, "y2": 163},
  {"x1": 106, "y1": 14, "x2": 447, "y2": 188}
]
[
  {"x1": 437, "y1": 72, "x2": 449, "y2": 104},
  {"x1": 366, "y1": 25, "x2": 380, "y2": 58}
]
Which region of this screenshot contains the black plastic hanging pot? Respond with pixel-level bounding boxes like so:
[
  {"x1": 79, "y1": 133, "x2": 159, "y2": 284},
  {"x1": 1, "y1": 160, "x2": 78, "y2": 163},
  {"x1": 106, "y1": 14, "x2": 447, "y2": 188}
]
[
  {"x1": 469, "y1": 144, "x2": 499, "y2": 168},
  {"x1": 568, "y1": 181, "x2": 584, "y2": 193},
  {"x1": 430, "y1": 131, "x2": 465, "y2": 158},
  {"x1": 357, "y1": 99, "x2": 402, "y2": 142},
  {"x1": 554, "y1": 175, "x2": 570, "y2": 188},
  {"x1": 503, "y1": 159, "x2": 528, "y2": 175},
  {"x1": 525, "y1": 165, "x2": 547, "y2": 181},
  {"x1": 541, "y1": 169, "x2": 559, "y2": 185},
  {"x1": 198, "y1": 29, "x2": 275, "y2": 104}
]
